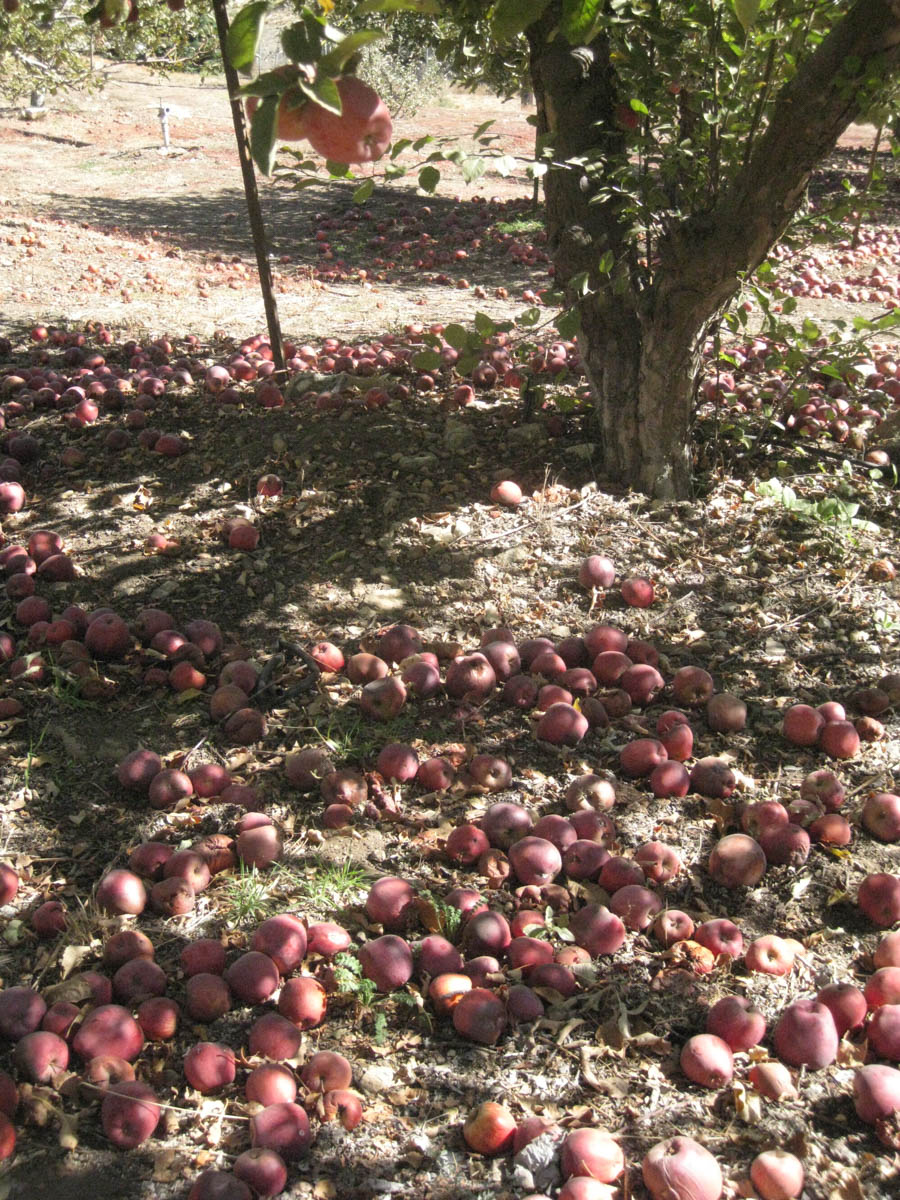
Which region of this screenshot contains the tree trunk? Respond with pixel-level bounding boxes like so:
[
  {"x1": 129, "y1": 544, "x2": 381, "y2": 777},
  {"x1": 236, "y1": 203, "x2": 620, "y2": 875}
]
[
  {"x1": 527, "y1": 0, "x2": 900, "y2": 499},
  {"x1": 527, "y1": 11, "x2": 708, "y2": 498},
  {"x1": 579, "y1": 293, "x2": 712, "y2": 499}
]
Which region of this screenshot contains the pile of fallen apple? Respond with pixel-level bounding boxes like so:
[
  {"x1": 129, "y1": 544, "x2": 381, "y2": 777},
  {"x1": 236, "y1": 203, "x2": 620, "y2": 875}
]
[
  {"x1": 2, "y1": 326, "x2": 900, "y2": 1196},
  {"x1": 2, "y1": 314, "x2": 898, "y2": 490},
  {"x1": 697, "y1": 332, "x2": 899, "y2": 462},
  {"x1": 1, "y1": 533, "x2": 899, "y2": 1198}
]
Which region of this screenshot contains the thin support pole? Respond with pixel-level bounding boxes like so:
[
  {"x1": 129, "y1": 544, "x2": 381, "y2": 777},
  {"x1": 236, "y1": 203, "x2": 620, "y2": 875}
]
[{"x1": 211, "y1": 0, "x2": 286, "y2": 373}]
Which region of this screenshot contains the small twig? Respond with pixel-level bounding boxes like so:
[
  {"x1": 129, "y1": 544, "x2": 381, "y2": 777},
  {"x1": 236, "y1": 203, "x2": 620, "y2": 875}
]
[
  {"x1": 178, "y1": 732, "x2": 211, "y2": 772},
  {"x1": 252, "y1": 639, "x2": 322, "y2": 712},
  {"x1": 451, "y1": 489, "x2": 605, "y2": 548},
  {"x1": 79, "y1": 1078, "x2": 252, "y2": 1120}
]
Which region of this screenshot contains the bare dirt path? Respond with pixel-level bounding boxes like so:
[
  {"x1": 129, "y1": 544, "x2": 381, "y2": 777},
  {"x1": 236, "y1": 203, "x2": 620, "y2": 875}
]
[{"x1": 0, "y1": 62, "x2": 541, "y2": 342}]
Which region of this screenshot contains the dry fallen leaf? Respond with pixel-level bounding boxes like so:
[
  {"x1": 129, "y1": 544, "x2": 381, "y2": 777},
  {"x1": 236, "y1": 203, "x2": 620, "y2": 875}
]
[
  {"x1": 732, "y1": 1079, "x2": 763, "y2": 1124},
  {"x1": 60, "y1": 944, "x2": 93, "y2": 979}
]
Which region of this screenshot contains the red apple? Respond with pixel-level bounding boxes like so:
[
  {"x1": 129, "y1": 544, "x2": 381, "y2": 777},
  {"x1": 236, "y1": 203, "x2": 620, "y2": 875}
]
[
  {"x1": 706, "y1": 995, "x2": 766, "y2": 1051},
  {"x1": 642, "y1": 1137, "x2": 722, "y2": 1200},
  {"x1": 817, "y1": 982, "x2": 867, "y2": 1036},
  {"x1": 101, "y1": 1080, "x2": 160, "y2": 1149},
  {"x1": 782, "y1": 704, "x2": 824, "y2": 747},
  {"x1": 462, "y1": 1100, "x2": 517, "y2": 1155},
  {"x1": 621, "y1": 577, "x2": 654, "y2": 607},
  {"x1": 750, "y1": 1150, "x2": 804, "y2": 1200},
  {"x1": 818, "y1": 719, "x2": 859, "y2": 759},
  {"x1": 578, "y1": 555, "x2": 616, "y2": 589},
  {"x1": 773, "y1": 999, "x2": 838, "y2": 1068},
  {"x1": 671, "y1": 666, "x2": 714, "y2": 707},
  {"x1": 854, "y1": 1063, "x2": 900, "y2": 1125},
  {"x1": 863, "y1": 793, "x2": 900, "y2": 842},
  {"x1": 745, "y1": 935, "x2": 795, "y2": 976},
  {"x1": 680, "y1": 1033, "x2": 733, "y2": 1088},
  {"x1": 859, "y1": 873, "x2": 900, "y2": 928},
  {"x1": 560, "y1": 1127, "x2": 624, "y2": 1182}
]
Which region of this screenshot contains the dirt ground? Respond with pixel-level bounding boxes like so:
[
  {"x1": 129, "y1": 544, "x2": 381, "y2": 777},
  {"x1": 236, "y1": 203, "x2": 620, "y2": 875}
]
[
  {"x1": 0, "y1": 64, "x2": 899, "y2": 1200},
  {"x1": 0, "y1": 62, "x2": 540, "y2": 342}
]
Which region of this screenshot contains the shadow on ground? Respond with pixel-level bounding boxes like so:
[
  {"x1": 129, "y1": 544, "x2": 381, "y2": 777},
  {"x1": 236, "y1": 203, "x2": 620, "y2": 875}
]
[{"x1": 39, "y1": 183, "x2": 547, "y2": 294}]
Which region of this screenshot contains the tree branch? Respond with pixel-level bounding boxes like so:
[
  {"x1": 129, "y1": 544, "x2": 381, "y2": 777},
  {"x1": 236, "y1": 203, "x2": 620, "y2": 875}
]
[{"x1": 665, "y1": 0, "x2": 900, "y2": 303}]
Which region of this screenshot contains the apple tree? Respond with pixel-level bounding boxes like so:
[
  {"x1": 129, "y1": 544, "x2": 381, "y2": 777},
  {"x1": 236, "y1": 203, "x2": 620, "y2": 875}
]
[
  {"x1": 375, "y1": 0, "x2": 900, "y2": 498},
  {"x1": 225, "y1": 0, "x2": 900, "y2": 497}
]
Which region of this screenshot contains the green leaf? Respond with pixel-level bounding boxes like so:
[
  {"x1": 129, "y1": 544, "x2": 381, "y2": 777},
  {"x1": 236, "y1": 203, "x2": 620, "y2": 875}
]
[
  {"x1": 474, "y1": 312, "x2": 496, "y2": 337},
  {"x1": 418, "y1": 165, "x2": 440, "y2": 193},
  {"x1": 597, "y1": 250, "x2": 614, "y2": 274},
  {"x1": 801, "y1": 318, "x2": 821, "y2": 342},
  {"x1": 227, "y1": 2, "x2": 270, "y2": 76},
  {"x1": 390, "y1": 138, "x2": 413, "y2": 158},
  {"x1": 357, "y1": 0, "x2": 440, "y2": 12},
  {"x1": 325, "y1": 160, "x2": 352, "y2": 177},
  {"x1": 249, "y1": 95, "x2": 279, "y2": 176},
  {"x1": 493, "y1": 0, "x2": 552, "y2": 41},
  {"x1": 443, "y1": 323, "x2": 469, "y2": 350},
  {"x1": 560, "y1": 0, "x2": 603, "y2": 45},
  {"x1": 319, "y1": 30, "x2": 386, "y2": 76},
  {"x1": 412, "y1": 350, "x2": 441, "y2": 370},
  {"x1": 557, "y1": 307, "x2": 582, "y2": 339},
  {"x1": 297, "y1": 74, "x2": 342, "y2": 114},
  {"x1": 731, "y1": 0, "x2": 761, "y2": 33},
  {"x1": 570, "y1": 270, "x2": 591, "y2": 296},
  {"x1": 460, "y1": 156, "x2": 486, "y2": 184},
  {"x1": 237, "y1": 67, "x2": 297, "y2": 98},
  {"x1": 493, "y1": 155, "x2": 518, "y2": 177},
  {"x1": 353, "y1": 178, "x2": 375, "y2": 204},
  {"x1": 517, "y1": 307, "x2": 541, "y2": 327},
  {"x1": 281, "y1": 21, "x2": 321, "y2": 64}
]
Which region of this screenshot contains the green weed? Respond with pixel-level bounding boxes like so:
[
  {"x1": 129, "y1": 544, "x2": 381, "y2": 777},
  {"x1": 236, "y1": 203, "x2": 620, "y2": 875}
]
[
  {"x1": 299, "y1": 858, "x2": 368, "y2": 911},
  {"x1": 219, "y1": 864, "x2": 281, "y2": 926},
  {"x1": 495, "y1": 216, "x2": 544, "y2": 235},
  {"x1": 333, "y1": 951, "x2": 377, "y2": 1006},
  {"x1": 747, "y1": 475, "x2": 881, "y2": 536},
  {"x1": 420, "y1": 891, "x2": 463, "y2": 942},
  {"x1": 24, "y1": 723, "x2": 50, "y2": 790}
]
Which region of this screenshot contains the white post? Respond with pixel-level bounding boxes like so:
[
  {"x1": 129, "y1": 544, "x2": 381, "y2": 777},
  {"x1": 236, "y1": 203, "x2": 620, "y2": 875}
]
[{"x1": 158, "y1": 100, "x2": 171, "y2": 149}]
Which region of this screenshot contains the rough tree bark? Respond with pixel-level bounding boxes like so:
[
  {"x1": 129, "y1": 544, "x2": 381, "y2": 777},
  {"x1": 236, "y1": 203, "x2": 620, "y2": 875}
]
[{"x1": 528, "y1": 0, "x2": 900, "y2": 499}]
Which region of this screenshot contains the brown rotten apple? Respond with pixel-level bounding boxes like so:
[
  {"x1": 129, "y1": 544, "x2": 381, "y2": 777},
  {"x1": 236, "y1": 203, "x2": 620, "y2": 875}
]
[{"x1": 708, "y1": 833, "x2": 765, "y2": 888}]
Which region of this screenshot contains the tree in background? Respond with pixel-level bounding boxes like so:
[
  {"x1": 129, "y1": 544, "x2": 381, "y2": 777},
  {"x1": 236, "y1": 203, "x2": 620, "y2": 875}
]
[{"x1": 0, "y1": 0, "x2": 216, "y2": 102}]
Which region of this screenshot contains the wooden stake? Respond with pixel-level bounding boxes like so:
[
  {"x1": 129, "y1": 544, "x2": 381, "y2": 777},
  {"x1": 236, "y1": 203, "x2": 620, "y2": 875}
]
[{"x1": 211, "y1": 0, "x2": 286, "y2": 373}]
